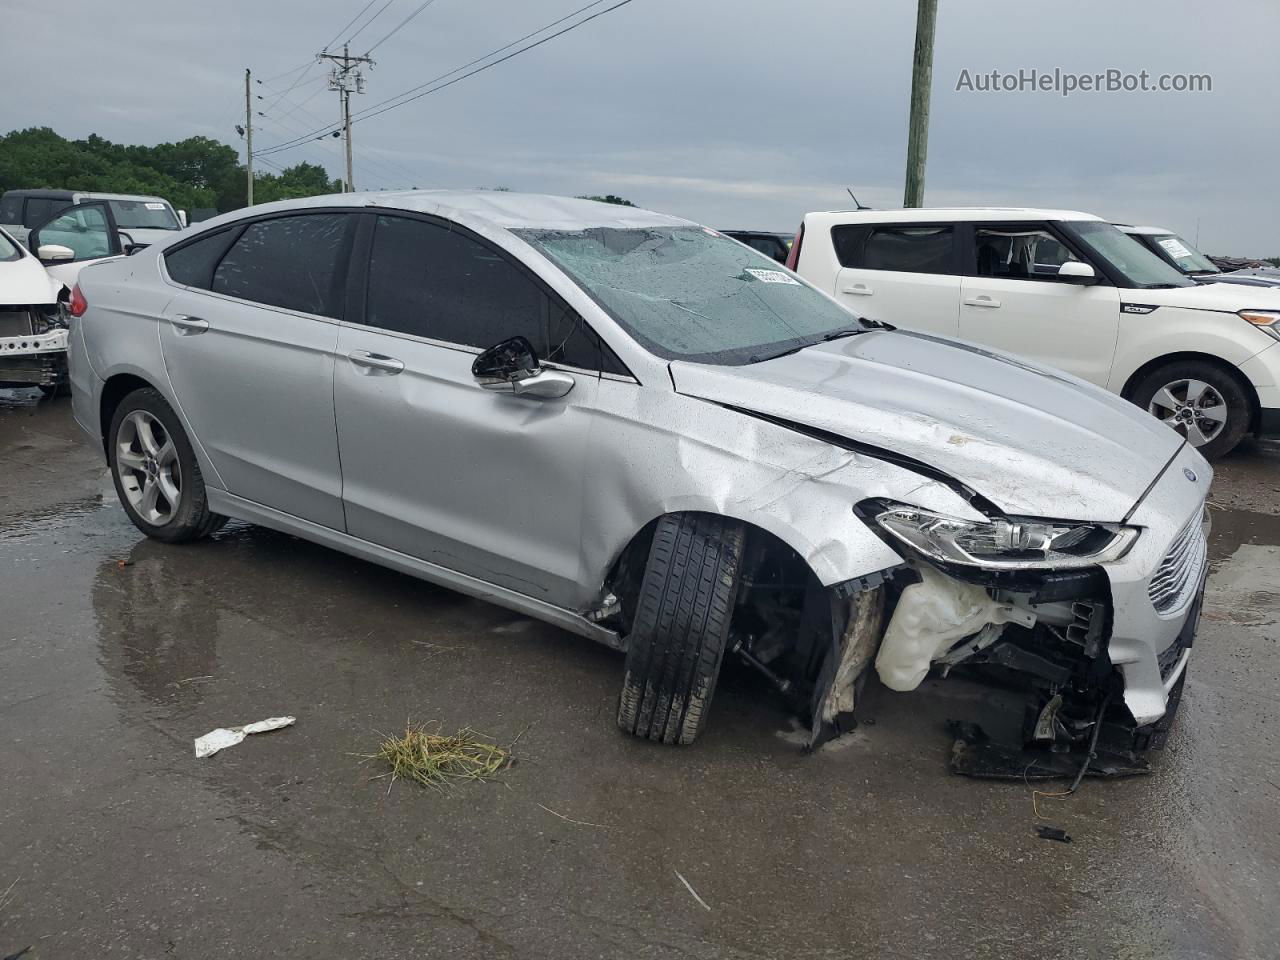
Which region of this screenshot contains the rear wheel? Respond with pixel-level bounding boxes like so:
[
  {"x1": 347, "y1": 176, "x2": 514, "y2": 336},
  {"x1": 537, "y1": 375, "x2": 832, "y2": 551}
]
[
  {"x1": 617, "y1": 513, "x2": 745, "y2": 745},
  {"x1": 1129, "y1": 360, "x2": 1251, "y2": 460},
  {"x1": 108, "y1": 388, "x2": 225, "y2": 543}
]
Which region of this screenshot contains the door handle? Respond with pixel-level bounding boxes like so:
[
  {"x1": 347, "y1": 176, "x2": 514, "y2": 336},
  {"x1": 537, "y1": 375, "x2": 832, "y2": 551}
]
[
  {"x1": 169, "y1": 314, "x2": 209, "y2": 335},
  {"x1": 841, "y1": 283, "x2": 874, "y2": 295},
  {"x1": 963, "y1": 296, "x2": 1001, "y2": 308},
  {"x1": 348, "y1": 350, "x2": 404, "y2": 374}
]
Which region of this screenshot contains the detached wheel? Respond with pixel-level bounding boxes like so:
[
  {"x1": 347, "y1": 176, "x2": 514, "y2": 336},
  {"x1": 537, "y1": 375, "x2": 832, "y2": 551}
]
[
  {"x1": 617, "y1": 513, "x2": 745, "y2": 745},
  {"x1": 1130, "y1": 361, "x2": 1250, "y2": 460},
  {"x1": 108, "y1": 387, "x2": 224, "y2": 543}
]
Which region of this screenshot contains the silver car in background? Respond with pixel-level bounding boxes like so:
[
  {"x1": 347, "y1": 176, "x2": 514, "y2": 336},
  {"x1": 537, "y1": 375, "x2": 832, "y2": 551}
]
[{"x1": 66, "y1": 191, "x2": 1209, "y2": 763}]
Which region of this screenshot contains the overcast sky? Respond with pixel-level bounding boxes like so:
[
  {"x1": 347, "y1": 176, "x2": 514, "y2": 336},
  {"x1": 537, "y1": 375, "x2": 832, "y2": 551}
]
[{"x1": 7, "y1": 0, "x2": 1278, "y2": 253}]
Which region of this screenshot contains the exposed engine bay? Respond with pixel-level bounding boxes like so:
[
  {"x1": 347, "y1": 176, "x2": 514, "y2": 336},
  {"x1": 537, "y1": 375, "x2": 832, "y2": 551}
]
[
  {"x1": 718, "y1": 529, "x2": 1192, "y2": 774},
  {"x1": 0, "y1": 303, "x2": 69, "y2": 390}
]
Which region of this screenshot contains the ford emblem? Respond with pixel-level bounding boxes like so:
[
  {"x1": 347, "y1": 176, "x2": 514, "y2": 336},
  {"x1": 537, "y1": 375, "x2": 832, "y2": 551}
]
[{"x1": 1183, "y1": 468, "x2": 1197, "y2": 482}]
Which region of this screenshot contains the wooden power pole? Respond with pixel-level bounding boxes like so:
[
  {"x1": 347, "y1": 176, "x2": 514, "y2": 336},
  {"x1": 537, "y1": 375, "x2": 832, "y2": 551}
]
[
  {"x1": 903, "y1": 0, "x2": 937, "y2": 208},
  {"x1": 245, "y1": 68, "x2": 254, "y2": 206},
  {"x1": 320, "y1": 44, "x2": 372, "y2": 192}
]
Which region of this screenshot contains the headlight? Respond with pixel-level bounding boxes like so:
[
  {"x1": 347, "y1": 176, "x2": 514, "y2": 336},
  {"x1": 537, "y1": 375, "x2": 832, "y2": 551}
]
[
  {"x1": 1240, "y1": 310, "x2": 1280, "y2": 341},
  {"x1": 871, "y1": 502, "x2": 1138, "y2": 569}
]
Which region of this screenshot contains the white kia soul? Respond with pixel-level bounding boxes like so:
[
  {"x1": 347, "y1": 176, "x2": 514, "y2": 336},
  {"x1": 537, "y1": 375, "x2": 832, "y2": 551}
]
[{"x1": 788, "y1": 208, "x2": 1280, "y2": 458}]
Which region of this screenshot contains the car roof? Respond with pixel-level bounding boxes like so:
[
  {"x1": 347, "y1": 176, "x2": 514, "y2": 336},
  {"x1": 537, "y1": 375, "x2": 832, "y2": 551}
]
[
  {"x1": 208, "y1": 189, "x2": 693, "y2": 232},
  {"x1": 74, "y1": 191, "x2": 173, "y2": 204},
  {"x1": 803, "y1": 207, "x2": 1103, "y2": 224},
  {"x1": 3, "y1": 189, "x2": 75, "y2": 200},
  {"x1": 1115, "y1": 224, "x2": 1173, "y2": 235}
]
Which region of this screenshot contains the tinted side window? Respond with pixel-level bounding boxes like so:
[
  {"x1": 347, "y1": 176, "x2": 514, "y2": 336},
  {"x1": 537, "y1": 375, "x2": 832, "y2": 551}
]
[
  {"x1": 24, "y1": 197, "x2": 68, "y2": 228},
  {"x1": 365, "y1": 214, "x2": 603, "y2": 370},
  {"x1": 212, "y1": 214, "x2": 350, "y2": 317},
  {"x1": 163, "y1": 228, "x2": 240, "y2": 289},
  {"x1": 858, "y1": 226, "x2": 953, "y2": 274},
  {"x1": 0, "y1": 195, "x2": 22, "y2": 224}
]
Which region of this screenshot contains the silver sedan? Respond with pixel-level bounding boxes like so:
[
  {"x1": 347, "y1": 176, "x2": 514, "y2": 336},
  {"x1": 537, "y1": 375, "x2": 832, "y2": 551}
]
[{"x1": 67, "y1": 191, "x2": 1208, "y2": 761}]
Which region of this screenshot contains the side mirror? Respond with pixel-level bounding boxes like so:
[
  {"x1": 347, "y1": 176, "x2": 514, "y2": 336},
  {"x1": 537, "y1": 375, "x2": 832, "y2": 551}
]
[
  {"x1": 37, "y1": 243, "x2": 75, "y2": 262},
  {"x1": 178, "y1": 210, "x2": 188, "y2": 227},
  {"x1": 472, "y1": 335, "x2": 575, "y2": 399},
  {"x1": 1058, "y1": 261, "x2": 1096, "y2": 284}
]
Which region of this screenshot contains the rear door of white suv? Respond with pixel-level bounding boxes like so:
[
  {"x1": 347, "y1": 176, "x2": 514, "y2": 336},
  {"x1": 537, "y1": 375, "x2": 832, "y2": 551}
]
[
  {"x1": 959, "y1": 221, "x2": 1122, "y2": 386},
  {"x1": 830, "y1": 222, "x2": 961, "y2": 336}
]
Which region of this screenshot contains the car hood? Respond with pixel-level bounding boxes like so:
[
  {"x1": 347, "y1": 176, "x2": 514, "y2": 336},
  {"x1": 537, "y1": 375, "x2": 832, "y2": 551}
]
[
  {"x1": 1135, "y1": 281, "x2": 1280, "y2": 310},
  {"x1": 670, "y1": 330, "x2": 1184, "y2": 523},
  {"x1": 0, "y1": 254, "x2": 61, "y2": 305}
]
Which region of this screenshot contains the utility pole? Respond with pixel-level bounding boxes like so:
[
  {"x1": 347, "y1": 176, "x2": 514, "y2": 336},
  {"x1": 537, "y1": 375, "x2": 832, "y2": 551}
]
[
  {"x1": 320, "y1": 44, "x2": 372, "y2": 192},
  {"x1": 903, "y1": 0, "x2": 938, "y2": 208},
  {"x1": 244, "y1": 68, "x2": 254, "y2": 206}
]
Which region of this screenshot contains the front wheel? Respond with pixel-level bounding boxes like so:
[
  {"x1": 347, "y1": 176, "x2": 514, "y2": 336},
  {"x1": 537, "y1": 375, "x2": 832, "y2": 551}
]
[
  {"x1": 617, "y1": 513, "x2": 745, "y2": 745},
  {"x1": 1129, "y1": 361, "x2": 1251, "y2": 460},
  {"x1": 108, "y1": 387, "x2": 225, "y2": 543}
]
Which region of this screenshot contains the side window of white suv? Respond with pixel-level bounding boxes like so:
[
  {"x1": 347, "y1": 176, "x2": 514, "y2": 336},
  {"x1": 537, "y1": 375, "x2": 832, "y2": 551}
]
[{"x1": 833, "y1": 224, "x2": 955, "y2": 274}]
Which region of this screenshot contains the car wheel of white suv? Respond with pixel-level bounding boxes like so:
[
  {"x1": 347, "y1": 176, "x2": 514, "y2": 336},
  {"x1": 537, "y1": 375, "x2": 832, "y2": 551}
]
[
  {"x1": 617, "y1": 513, "x2": 745, "y2": 745},
  {"x1": 1130, "y1": 361, "x2": 1251, "y2": 460},
  {"x1": 108, "y1": 388, "x2": 226, "y2": 543}
]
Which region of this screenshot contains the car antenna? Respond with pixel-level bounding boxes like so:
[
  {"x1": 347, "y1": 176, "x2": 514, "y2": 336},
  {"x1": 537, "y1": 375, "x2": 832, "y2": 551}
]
[{"x1": 846, "y1": 188, "x2": 869, "y2": 210}]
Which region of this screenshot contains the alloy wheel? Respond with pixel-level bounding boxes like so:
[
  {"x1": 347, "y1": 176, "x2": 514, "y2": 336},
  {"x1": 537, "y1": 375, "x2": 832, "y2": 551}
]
[
  {"x1": 1147, "y1": 378, "x2": 1228, "y2": 448},
  {"x1": 116, "y1": 410, "x2": 182, "y2": 525}
]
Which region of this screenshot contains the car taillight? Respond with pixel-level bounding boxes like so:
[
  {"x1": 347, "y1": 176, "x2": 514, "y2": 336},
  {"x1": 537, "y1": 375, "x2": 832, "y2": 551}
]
[
  {"x1": 784, "y1": 222, "x2": 804, "y2": 271},
  {"x1": 69, "y1": 284, "x2": 88, "y2": 317}
]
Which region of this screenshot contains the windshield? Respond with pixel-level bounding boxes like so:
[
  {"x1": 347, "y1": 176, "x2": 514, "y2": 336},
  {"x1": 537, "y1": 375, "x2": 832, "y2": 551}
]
[
  {"x1": 0, "y1": 231, "x2": 21, "y2": 261},
  {"x1": 1148, "y1": 232, "x2": 1219, "y2": 275},
  {"x1": 515, "y1": 226, "x2": 867, "y2": 364},
  {"x1": 105, "y1": 199, "x2": 180, "y2": 230},
  {"x1": 1061, "y1": 221, "x2": 1194, "y2": 288}
]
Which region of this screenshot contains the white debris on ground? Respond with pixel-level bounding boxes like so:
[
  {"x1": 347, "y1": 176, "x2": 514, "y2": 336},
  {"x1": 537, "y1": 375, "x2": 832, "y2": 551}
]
[{"x1": 194, "y1": 716, "x2": 296, "y2": 758}]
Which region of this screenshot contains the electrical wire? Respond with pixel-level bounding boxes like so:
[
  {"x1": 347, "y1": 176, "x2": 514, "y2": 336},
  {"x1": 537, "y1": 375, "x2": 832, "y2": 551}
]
[
  {"x1": 254, "y1": 0, "x2": 633, "y2": 157},
  {"x1": 347, "y1": 0, "x2": 397, "y2": 45},
  {"x1": 322, "y1": 0, "x2": 380, "y2": 52},
  {"x1": 365, "y1": 0, "x2": 439, "y2": 54}
]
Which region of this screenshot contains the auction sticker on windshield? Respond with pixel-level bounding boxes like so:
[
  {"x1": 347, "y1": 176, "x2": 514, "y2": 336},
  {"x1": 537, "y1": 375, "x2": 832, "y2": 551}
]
[
  {"x1": 1158, "y1": 237, "x2": 1193, "y2": 259},
  {"x1": 744, "y1": 268, "x2": 799, "y2": 285},
  {"x1": 145, "y1": 202, "x2": 167, "y2": 210}
]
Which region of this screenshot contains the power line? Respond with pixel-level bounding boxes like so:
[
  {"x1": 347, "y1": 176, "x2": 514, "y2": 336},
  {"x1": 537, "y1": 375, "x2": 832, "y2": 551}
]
[
  {"x1": 347, "y1": 0, "x2": 396, "y2": 44},
  {"x1": 365, "y1": 0, "x2": 439, "y2": 54},
  {"x1": 259, "y1": 62, "x2": 320, "y2": 116},
  {"x1": 254, "y1": 0, "x2": 629, "y2": 157},
  {"x1": 322, "y1": 0, "x2": 380, "y2": 52},
  {"x1": 349, "y1": 0, "x2": 636, "y2": 129},
  {"x1": 257, "y1": 60, "x2": 314, "y2": 84}
]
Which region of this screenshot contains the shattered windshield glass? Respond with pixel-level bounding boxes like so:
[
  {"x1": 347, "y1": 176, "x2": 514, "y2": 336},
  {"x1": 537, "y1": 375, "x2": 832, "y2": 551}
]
[{"x1": 516, "y1": 226, "x2": 867, "y2": 365}]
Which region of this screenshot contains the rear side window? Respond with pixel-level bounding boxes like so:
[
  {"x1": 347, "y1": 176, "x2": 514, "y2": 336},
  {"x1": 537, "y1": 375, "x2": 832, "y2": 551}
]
[
  {"x1": 0, "y1": 195, "x2": 22, "y2": 224},
  {"x1": 212, "y1": 214, "x2": 351, "y2": 318},
  {"x1": 834, "y1": 224, "x2": 954, "y2": 274},
  {"x1": 23, "y1": 197, "x2": 68, "y2": 228},
  {"x1": 163, "y1": 228, "x2": 240, "y2": 289},
  {"x1": 364, "y1": 214, "x2": 606, "y2": 371}
]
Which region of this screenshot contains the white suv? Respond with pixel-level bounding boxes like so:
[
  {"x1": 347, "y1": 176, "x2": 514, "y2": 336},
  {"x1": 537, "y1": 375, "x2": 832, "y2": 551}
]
[{"x1": 788, "y1": 208, "x2": 1280, "y2": 458}]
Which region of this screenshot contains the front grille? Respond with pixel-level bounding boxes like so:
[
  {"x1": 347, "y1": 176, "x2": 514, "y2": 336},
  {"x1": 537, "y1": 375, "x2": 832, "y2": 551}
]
[{"x1": 1148, "y1": 509, "x2": 1207, "y2": 615}]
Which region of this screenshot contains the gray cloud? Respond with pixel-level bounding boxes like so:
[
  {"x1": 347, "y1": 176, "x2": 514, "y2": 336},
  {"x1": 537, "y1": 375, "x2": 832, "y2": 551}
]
[{"x1": 7, "y1": 0, "x2": 1277, "y2": 253}]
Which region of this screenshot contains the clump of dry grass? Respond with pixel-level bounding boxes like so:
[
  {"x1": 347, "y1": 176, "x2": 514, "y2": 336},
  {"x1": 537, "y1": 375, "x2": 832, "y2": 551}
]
[{"x1": 365, "y1": 722, "x2": 513, "y2": 792}]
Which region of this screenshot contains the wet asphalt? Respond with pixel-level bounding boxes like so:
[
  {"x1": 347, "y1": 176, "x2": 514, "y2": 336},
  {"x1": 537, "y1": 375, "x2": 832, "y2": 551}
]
[{"x1": 1, "y1": 389, "x2": 1277, "y2": 960}]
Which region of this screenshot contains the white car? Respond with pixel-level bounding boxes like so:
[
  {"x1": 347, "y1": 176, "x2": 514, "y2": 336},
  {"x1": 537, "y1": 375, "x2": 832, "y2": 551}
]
[
  {"x1": 788, "y1": 208, "x2": 1280, "y2": 458},
  {"x1": 0, "y1": 202, "x2": 127, "y2": 392}
]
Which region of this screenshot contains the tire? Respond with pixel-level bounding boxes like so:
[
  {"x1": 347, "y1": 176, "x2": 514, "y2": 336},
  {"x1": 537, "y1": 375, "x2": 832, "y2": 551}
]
[
  {"x1": 617, "y1": 513, "x2": 745, "y2": 745},
  {"x1": 1128, "y1": 360, "x2": 1251, "y2": 461},
  {"x1": 108, "y1": 387, "x2": 225, "y2": 543}
]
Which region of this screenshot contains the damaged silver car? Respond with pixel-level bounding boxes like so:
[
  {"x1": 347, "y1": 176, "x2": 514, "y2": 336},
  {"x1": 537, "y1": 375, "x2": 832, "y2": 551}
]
[{"x1": 67, "y1": 191, "x2": 1210, "y2": 762}]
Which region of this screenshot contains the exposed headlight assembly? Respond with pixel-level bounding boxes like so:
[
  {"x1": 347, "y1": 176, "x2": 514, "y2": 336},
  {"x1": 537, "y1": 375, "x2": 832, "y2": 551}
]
[
  {"x1": 1240, "y1": 310, "x2": 1280, "y2": 341},
  {"x1": 872, "y1": 502, "x2": 1138, "y2": 569}
]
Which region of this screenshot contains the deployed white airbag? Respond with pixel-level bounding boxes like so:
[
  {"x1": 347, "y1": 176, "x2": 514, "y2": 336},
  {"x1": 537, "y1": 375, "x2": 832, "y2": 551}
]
[{"x1": 875, "y1": 563, "x2": 1033, "y2": 691}]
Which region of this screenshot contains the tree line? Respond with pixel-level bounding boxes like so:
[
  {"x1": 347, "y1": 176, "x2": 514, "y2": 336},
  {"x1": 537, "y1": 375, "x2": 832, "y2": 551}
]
[{"x1": 0, "y1": 128, "x2": 340, "y2": 215}]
